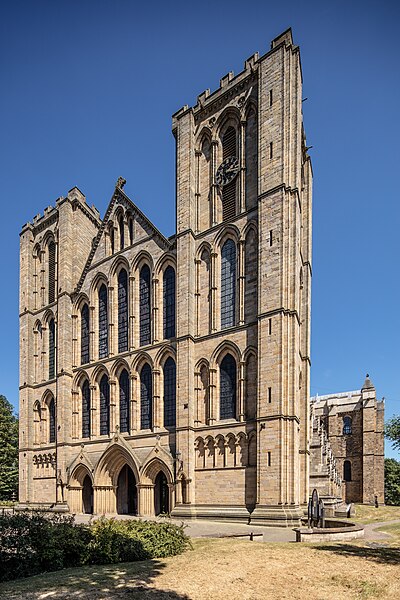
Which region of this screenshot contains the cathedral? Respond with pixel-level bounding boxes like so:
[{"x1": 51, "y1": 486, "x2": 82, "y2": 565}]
[{"x1": 19, "y1": 28, "x2": 316, "y2": 526}]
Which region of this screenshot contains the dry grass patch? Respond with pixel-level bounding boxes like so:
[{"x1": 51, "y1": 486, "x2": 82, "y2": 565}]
[
  {"x1": 0, "y1": 538, "x2": 399, "y2": 600},
  {"x1": 352, "y1": 504, "x2": 400, "y2": 524}
]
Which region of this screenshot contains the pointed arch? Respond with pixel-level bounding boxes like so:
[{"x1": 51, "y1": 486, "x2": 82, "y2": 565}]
[
  {"x1": 81, "y1": 379, "x2": 91, "y2": 439},
  {"x1": 99, "y1": 373, "x2": 110, "y2": 436},
  {"x1": 118, "y1": 267, "x2": 129, "y2": 353},
  {"x1": 163, "y1": 356, "x2": 176, "y2": 428},
  {"x1": 163, "y1": 265, "x2": 176, "y2": 339},
  {"x1": 140, "y1": 362, "x2": 152, "y2": 430},
  {"x1": 139, "y1": 264, "x2": 151, "y2": 346},
  {"x1": 119, "y1": 368, "x2": 130, "y2": 433},
  {"x1": 220, "y1": 353, "x2": 237, "y2": 420},
  {"x1": 95, "y1": 441, "x2": 140, "y2": 487},
  {"x1": 98, "y1": 283, "x2": 108, "y2": 359},
  {"x1": 221, "y1": 238, "x2": 236, "y2": 329}
]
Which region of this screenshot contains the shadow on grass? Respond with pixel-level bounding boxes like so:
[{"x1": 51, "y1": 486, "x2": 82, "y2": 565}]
[
  {"x1": 315, "y1": 543, "x2": 400, "y2": 565},
  {"x1": 0, "y1": 559, "x2": 191, "y2": 599}
]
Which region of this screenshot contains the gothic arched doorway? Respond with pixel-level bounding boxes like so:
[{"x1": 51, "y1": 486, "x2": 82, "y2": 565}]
[
  {"x1": 154, "y1": 471, "x2": 169, "y2": 515},
  {"x1": 82, "y1": 475, "x2": 93, "y2": 514},
  {"x1": 117, "y1": 464, "x2": 137, "y2": 515}
]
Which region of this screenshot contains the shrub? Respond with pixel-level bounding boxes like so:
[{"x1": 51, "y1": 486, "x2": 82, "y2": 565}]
[{"x1": 0, "y1": 512, "x2": 190, "y2": 582}]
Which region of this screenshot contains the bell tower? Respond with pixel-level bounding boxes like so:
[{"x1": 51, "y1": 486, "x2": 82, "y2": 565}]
[{"x1": 172, "y1": 28, "x2": 312, "y2": 524}]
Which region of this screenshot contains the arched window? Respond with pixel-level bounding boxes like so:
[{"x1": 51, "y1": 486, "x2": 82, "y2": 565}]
[
  {"x1": 109, "y1": 224, "x2": 115, "y2": 255},
  {"x1": 99, "y1": 374, "x2": 110, "y2": 436},
  {"x1": 48, "y1": 318, "x2": 55, "y2": 379},
  {"x1": 220, "y1": 353, "x2": 237, "y2": 420},
  {"x1": 343, "y1": 460, "x2": 352, "y2": 481},
  {"x1": 82, "y1": 380, "x2": 91, "y2": 439},
  {"x1": 128, "y1": 216, "x2": 134, "y2": 246},
  {"x1": 48, "y1": 240, "x2": 56, "y2": 304},
  {"x1": 163, "y1": 357, "x2": 176, "y2": 427},
  {"x1": 140, "y1": 363, "x2": 152, "y2": 430},
  {"x1": 140, "y1": 265, "x2": 151, "y2": 346},
  {"x1": 118, "y1": 269, "x2": 128, "y2": 353},
  {"x1": 118, "y1": 214, "x2": 124, "y2": 250},
  {"x1": 49, "y1": 398, "x2": 56, "y2": 443},
  {"x1": 98, "y1": 284, "x2": 108, "y2": 359},
  {"x1": 81, "y1": 304, "x2": 90, "y2": 365},
  {"x1": 222, "y1": 126, "x2": 237, "y2": 221},
  {"x1": 33, "y1": 401, "x2": 41, "y2": 445},
  {"x1": 221, "y1": 239, "x2": 236, "y2": 328},
  {"x1": 119, "y1": 369, "x2": 130, "y2": 433},
  {"x1": 163, "y1": 266, "x2": 176, "y2": 339},
  {"x1": 343, "y1": 416, "x2": 352, "y2": 435}
]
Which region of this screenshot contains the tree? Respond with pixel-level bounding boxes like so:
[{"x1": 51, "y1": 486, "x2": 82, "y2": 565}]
[
  {"x1": 385, "y1": 415, "x2": 400, "y2": 451},
  {"x1": 384, "y1": 458, "x2": 400, "y2": 506},
  {"x1": 0, "y1": 395, "x2": 19, "y2": 501}
]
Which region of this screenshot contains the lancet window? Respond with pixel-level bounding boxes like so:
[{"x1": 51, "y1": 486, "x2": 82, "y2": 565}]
[
  {"x1": 139, "y1": 265, "x2": 151, "y2": 346},
  {"x1": 220, "y1": 353, "x2": 237, "y2": 420},
  {"x1": 98, "y1": 284, "x2": 108, "y2": 359},
  {"x1": 163, "y1": 357, "x2": 176, "y2": 427},
  {"x1": 221, "y1": 239, "x2": 236, "y2": 328},
  {"x1": 140, "y1": 363, "x2": 152, "y2": 430},
  {"x1": 49, "y1": 398, "x2": 56, "y2": 443},
  {"x1": 82, "y1": 380, "x2": 91, "y2": 439},
  {"x1": 99, "y1": 374, "x2": 110, "y2": 436},
  {"x1": 48, "y1": 318, "x2": 55, "y2": 379},
  {"x1": 119, "y1": 369, "x2": 130, "y2": 433},
  {"x1": 118, "y1": 269, "x2": 128, "y2": 353},
  {"x1": 222, "y1": 126, "x2": 237, "y2": 221},
  {"x1": 81, "y1": 304, "x2": 90, "y2": 365},
  {"x1": 163, "y1": 266, "x2": 176, "y2": 339},
  {"x1": 48, "y1": 240, "x2": 56, "y2": 304}
]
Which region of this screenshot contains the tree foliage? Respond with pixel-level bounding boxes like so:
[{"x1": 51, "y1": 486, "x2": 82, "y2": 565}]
[
  {"x1": 0, "y1": 395, "x2": 19, "y2": 501},
  {"x1": 385, "y1": 415, "x2": 400, "y2": 451},
  {"x1": 384, "y1": 458, "x2": 400, "y2": 506}
]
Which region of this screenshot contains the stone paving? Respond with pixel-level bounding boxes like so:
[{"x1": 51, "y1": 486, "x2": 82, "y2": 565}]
[{"x1": 73, "y1": 513, "x2": 400, "y2": 543}]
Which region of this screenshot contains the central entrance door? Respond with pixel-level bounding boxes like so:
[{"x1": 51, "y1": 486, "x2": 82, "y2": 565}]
[
  {"x1": 82, "y1": 475, "x2": 93, "y2": 514},
  {"x1": 154, "y1": 471, "x2": 169, "y2": 515},
  {"x1": 117, "y1": 464, "x2": 137, "y2": 514}
]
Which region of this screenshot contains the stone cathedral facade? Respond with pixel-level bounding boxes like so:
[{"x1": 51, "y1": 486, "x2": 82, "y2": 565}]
[{"x1": 18, "y1": 29, "x2": 313, "y2": 526}]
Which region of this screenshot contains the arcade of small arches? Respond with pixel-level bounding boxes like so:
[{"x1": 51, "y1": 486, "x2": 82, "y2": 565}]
[
  {"x1": 195, "y1": 431, "x2": 257, "y2": 470},
  {"x1": 67, "y1": 445, "x2": 188, "y2": 517}
]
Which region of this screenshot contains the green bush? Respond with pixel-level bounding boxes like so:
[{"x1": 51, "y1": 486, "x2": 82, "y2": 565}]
[{"x1": 0, "y1": 512, "x2": 190, "y2": 582}]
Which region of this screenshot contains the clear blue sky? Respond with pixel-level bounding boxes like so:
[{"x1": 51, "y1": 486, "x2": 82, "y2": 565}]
[{"x1": 0, "y1": 1, "x2": 399, "y2": 458}]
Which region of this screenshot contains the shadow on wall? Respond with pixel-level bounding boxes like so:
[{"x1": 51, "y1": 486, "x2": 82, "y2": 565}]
[
  {"x1": 315, "y1": 544, "x2": 400, "y2": 566},
  {"x1": 0, "y1": 559, "x2": 191, "y2": 599}
]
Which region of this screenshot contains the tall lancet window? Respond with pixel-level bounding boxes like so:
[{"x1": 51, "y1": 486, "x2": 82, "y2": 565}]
[
  {"x1": 140, "y1": 363, "x2": 152, "y2": 430},
  {"x1": 118, "y1": 269, "x2": 128, "y2": 353},
  {"x1": 222, "y1": 126, "x2": 237, "y2": 221},
  {"x1": 99, "y1": 374, "x2": 110, "y2": 436},
  {"x1": 118, "y1": 214, "x2": 124, "y2": 250},
  {"x1": 81, "y1": 304, "x2": 90, "y2": 365},
  {"x1": 98, "y1": 284, "x2": 108, "y2": 358},
  {"x1": 140, "y1": 265, "x2": 151, "y2": 346},
  {"x1": 163, "y1": 266, "x2": 176, "y2": 339},
  {"x1": 163, "y1": 357, "x2": 176, "y2": 427},
  {"x1": 49, "y1": 398, "x2": 56, "y2": 443},
  {"x1": 82, "y1": 380, "x2": 91, "y2": 439},
  {"x1": 48, "y1": 318, "x2": 55, "y2": 379},
  {"x1": 220, "y1": 354, "x2": 237, "y2": 420},
  {"x1": 221, "y1": 239, "x2": 236, "y2": 328},
  {"x1": 48, "y1": 240, "x2": 56, "y2": 304},
  {"x1": 119, "y1": 369, "x2": 130, "y2": 433}
]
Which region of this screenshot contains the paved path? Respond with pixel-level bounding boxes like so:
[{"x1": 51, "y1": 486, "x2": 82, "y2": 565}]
[{"x1": 74, "y1": 513, "x2": 400, "y2": 544}]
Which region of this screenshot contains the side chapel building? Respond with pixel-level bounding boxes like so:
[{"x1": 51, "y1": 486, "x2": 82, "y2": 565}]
[{"x1": 19, "y1": 29, "x2": 313, "y2": 526}]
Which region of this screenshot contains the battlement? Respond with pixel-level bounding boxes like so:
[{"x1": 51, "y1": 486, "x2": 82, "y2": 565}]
[{"x1": 172, "y1": 28, "x2": 296, "y2": 126}]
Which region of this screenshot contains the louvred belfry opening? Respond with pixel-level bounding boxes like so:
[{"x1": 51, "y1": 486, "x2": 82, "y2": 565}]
[{"x1": 222, "y1": 127, "x2": 237, "y2": 222}]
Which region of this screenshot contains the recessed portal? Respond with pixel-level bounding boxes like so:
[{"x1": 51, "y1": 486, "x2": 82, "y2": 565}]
[
  {"x1": 154, "y1": 471, "x2": 169, "y2": 515},
  {"x1": 117, "y1": 464, "x2": 137, "y2": 515},
  {"x1": 82, "y1": 475, "x2": 93, "y2": 514}
]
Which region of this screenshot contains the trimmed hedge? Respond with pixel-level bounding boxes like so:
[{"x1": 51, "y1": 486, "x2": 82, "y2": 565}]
[{"x1": 0, "y1": 512, "x2": 190, "y2": 581}]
